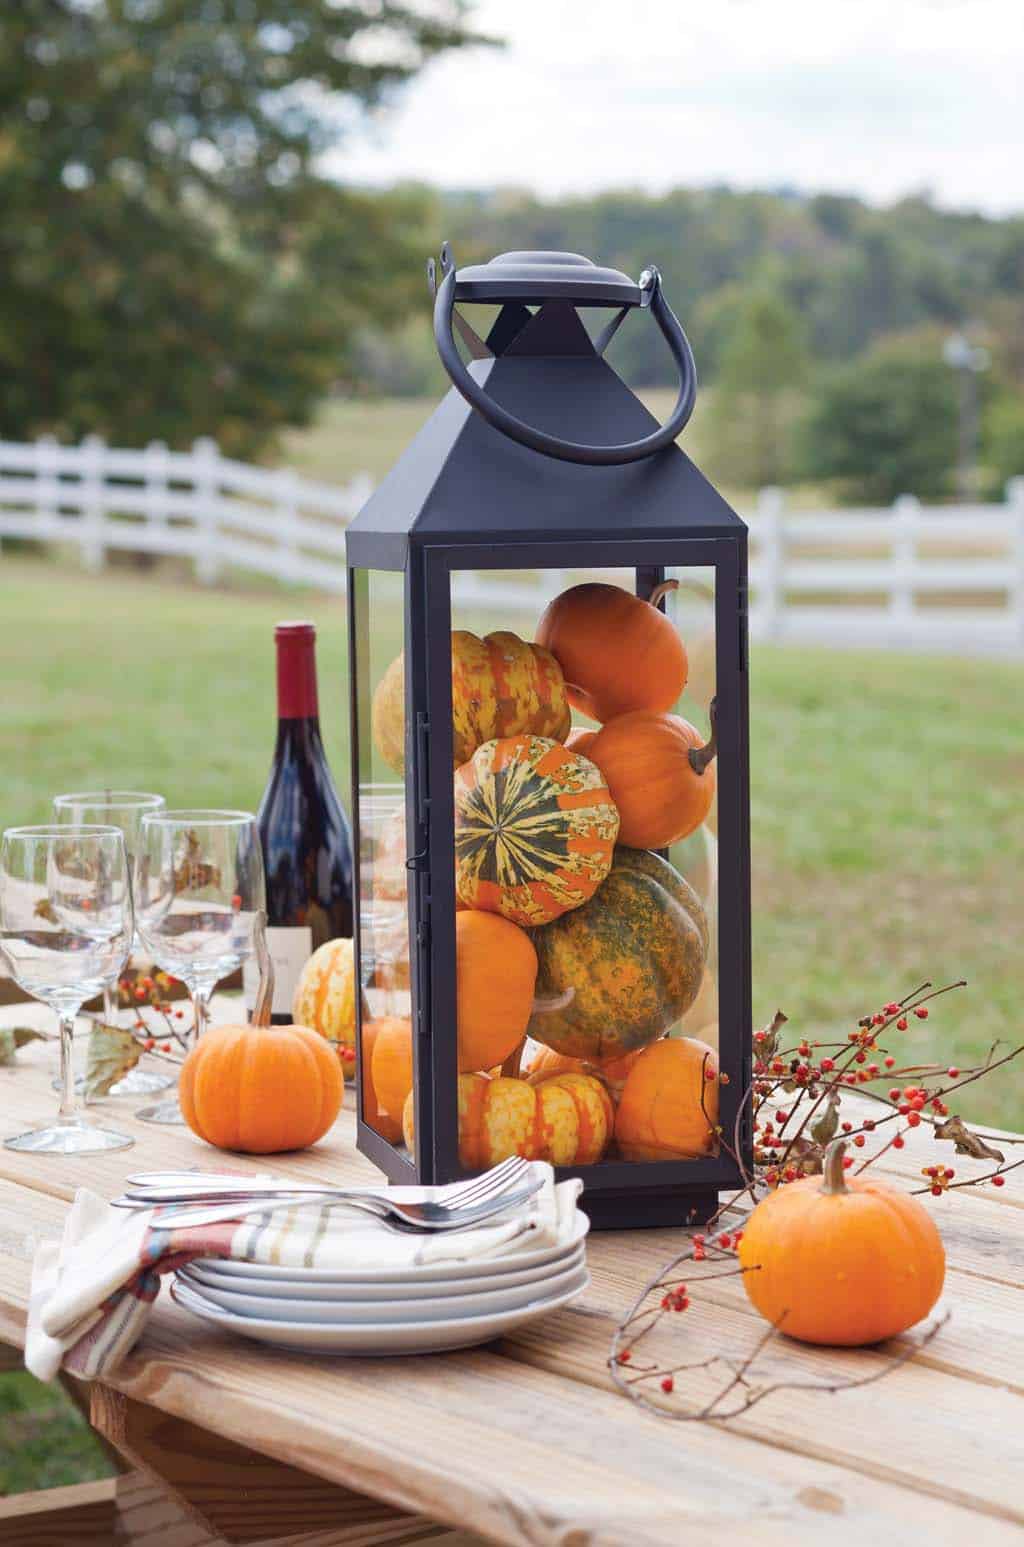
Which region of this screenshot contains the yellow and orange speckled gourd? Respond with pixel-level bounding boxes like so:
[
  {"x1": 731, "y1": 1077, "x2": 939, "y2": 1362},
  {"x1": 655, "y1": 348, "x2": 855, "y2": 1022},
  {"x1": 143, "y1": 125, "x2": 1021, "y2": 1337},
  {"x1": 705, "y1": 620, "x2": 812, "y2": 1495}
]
[
  {"x1": 372, "y1": 630, "x2": 571, "y2": 773},
  {"x1": 402, "y1": 1071, "x2": 613, "y2": 1168},
  {"x1": 291, "y1": 938, "x2": 356, "y2": 1064}
]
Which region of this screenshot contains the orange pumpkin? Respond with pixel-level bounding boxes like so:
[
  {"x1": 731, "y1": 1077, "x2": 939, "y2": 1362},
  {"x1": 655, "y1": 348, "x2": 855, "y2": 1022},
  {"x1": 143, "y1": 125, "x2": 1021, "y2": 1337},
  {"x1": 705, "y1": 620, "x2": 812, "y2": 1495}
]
[
  {"x1": 359, "y1": 1017, "x2": 405, "y2": 1144},
  {"x1": 370, "y1": 1016, "x2": 414, "y2": 1121},
  {"x1": 536, "y1": 581, "x2": 687, "y2": 722},
  {"x1": 565, "y1": 726, "x2": 598, "y2": 756},
  {"x1": 523, "y1": 1044, "x2": 644, "y2": 1099},
  {"x1": 454, "y1": 735, "x2": 618, "y2": 926},
  {"x1": 614, "y1": 1037, "x2": 718, "y2": 1161},
  {"x1": 738, "y1": 1139, "x2": 946, "y2": 1345},
  {"x1": 180, "y1": 1020, "x2": 344, "y2": 1154},
  {"x1": 402, "y1": 1071, "x2": 613, "y2": 1168},
  {"x1": 457, "y1": 911, "x2": 537, "y2": 1072},
  {"x1": 373, "y1": 631, "x2": 570, "y2": 774},
  {"x1": 585, "y1": 710, "x2": 716, "y2": 848},
  {"x1": 291, "y1": 938, "x2": 356, "y2": 1061}
]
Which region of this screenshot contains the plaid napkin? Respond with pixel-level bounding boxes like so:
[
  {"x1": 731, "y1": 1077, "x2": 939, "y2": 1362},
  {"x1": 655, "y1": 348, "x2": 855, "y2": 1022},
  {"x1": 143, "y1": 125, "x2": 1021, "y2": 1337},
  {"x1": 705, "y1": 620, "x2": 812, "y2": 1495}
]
[{"x1": 25, "y1": 1163, "x2": 582, "y2": 1381}]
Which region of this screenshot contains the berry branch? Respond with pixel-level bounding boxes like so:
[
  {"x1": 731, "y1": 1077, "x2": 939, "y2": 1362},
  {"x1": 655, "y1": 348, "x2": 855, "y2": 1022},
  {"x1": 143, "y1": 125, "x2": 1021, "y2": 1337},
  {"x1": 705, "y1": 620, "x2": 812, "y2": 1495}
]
[{"x1": 608, "y1": 978, "x2": 1019, "y2": 1420}]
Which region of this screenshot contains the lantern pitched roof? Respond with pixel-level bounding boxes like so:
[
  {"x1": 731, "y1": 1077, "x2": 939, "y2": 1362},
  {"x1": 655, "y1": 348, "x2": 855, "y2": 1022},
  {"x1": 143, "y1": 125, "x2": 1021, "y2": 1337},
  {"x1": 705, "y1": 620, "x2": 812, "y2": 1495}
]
[{"x1": 346, "y1": 302, "x2": 744, "y2": 566}]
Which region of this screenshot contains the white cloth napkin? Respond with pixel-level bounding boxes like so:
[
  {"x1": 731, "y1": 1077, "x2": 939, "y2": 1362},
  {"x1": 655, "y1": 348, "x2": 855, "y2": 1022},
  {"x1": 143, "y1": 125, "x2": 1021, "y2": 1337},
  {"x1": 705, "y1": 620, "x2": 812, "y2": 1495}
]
[{"x1": 26, "y1": 1163, "x2": 583, "y2": 1381}]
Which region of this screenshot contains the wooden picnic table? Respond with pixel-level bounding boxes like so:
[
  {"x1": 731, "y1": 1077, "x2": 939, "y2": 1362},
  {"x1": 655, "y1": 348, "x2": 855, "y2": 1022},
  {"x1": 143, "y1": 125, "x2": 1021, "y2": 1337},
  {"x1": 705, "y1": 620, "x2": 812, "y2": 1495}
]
[{"x1": 1, "y1": 999, "x2": 1022, "y2": 1547}]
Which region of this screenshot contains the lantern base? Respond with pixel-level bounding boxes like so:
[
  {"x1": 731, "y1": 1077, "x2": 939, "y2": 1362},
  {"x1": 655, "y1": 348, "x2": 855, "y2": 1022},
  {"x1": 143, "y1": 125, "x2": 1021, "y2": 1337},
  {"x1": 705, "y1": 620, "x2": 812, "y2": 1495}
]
[{"x1": 580, "y1": 1189, "x2": 719, "y2": 1232}]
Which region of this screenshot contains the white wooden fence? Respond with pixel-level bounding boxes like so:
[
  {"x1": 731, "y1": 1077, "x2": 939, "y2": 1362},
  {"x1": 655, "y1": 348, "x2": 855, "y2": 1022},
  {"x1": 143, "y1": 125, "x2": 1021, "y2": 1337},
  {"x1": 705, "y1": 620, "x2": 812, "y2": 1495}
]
[
  {"x1": 0, "y1": 434, "x2": 371, "y2": 591},
  {"x1": 1, "y1": 436, "x2": 1021, "y2": 655}
]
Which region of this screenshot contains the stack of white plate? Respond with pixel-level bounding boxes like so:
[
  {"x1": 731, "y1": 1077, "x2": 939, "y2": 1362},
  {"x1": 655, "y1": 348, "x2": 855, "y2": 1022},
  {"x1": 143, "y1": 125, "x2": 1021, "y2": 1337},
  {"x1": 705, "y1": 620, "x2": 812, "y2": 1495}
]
[{"x1": 169, "y1": 1211, "x2": 590, "y2": 1356}]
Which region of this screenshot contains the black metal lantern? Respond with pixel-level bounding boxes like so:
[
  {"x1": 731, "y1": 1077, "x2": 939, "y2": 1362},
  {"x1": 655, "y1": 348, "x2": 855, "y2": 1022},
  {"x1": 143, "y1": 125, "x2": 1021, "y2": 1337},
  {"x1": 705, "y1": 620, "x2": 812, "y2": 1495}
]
[{"x1": 346, "y1": 246, "x2": 751, "y2": 1229}]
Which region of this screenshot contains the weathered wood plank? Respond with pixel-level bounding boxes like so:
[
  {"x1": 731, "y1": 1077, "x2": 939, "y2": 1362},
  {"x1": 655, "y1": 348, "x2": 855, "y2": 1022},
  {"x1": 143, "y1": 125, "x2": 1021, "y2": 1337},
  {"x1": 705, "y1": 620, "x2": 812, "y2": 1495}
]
[
  {"x1": 91, "y1": 1386, "x2": 450, "y2": 1546},
  {"x1": 0, "y1": 1477, "x2": 117, "y2": 1544}
]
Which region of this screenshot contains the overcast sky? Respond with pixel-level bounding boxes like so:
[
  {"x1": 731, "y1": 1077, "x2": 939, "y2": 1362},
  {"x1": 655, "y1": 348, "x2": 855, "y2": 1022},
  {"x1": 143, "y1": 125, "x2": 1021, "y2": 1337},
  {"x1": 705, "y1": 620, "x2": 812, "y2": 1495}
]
[{"x1": 328, "y1": 0, "x2": 1023, "y2": 214}]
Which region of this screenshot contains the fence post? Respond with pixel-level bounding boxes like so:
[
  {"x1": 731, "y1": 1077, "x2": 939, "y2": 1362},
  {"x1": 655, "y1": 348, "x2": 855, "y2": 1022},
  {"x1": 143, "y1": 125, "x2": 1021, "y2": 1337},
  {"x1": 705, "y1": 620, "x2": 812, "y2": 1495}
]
[
  {"x1": 755, "y1": 486, "x2": 783, "y2": 641},
  {"x1": 191, "y1": 437, "x2": 221, "y2": 585},
  {"x1": 79, "y1": 434, "x2": 107, "y2": 572},
  {"x1": 35, "y1": 434, "x2": 60, "y2": 546},
  {"x1": 1008, "y1": 476, "x2": 1024, "y2": 651},
  {"x1": 890, "y1": 494, "x2": 919, "y2": 641},
  {"x1": 144, "y1": 439, "x2": 171, "y2": 551}
]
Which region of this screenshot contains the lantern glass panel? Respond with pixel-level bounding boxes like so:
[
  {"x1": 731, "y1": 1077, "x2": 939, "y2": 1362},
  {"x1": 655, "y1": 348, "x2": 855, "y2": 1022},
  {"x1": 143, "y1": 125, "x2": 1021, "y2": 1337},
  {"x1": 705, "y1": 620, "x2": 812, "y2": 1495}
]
[
  {"x1": 352, "y1": 568, "x2": 412, "y2": 1148},
  {"x1": 446, "y1": 561, "x2": 721, "y2": 1173}
]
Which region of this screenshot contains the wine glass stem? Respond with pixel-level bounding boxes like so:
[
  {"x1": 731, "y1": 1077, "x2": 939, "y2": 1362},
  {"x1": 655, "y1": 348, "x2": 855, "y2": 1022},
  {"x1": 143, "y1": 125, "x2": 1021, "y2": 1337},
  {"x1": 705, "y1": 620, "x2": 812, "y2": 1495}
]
[
  {"x1": 192, "y1": 988, "x2": 210, "y2": 1047},
  {"x1": 57, "y1": 1012, "x2": 77, "y2": 1124}
]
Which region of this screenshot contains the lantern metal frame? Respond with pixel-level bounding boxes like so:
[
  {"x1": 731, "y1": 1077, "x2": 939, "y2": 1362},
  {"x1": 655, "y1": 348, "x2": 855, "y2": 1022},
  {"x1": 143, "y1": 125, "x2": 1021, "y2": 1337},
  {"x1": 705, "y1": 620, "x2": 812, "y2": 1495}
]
[{"x1": 347, "y1": 248, "x2": 752, "y2": 1229}]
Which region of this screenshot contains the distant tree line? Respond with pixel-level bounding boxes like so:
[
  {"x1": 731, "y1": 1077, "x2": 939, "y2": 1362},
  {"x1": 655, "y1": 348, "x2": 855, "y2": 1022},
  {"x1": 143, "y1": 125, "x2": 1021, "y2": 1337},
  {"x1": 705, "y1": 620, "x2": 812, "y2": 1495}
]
[{"x1": 2, "y1": 6, "x2": 1022, "y2": 500}]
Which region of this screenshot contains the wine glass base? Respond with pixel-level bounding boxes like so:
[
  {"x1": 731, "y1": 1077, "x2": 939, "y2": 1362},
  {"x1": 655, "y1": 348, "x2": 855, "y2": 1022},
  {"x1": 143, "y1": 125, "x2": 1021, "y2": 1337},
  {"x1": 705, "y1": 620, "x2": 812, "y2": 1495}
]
[
  {"x1": 135, "y1": 1098, "x2": 186, "y2": 1125},
  {"x1": 5, "y1": 1121, "x2": 134, "y2": 1155},
  {"x1": 52, "y1": 1068, "x2": 176, "y2": 1097}
]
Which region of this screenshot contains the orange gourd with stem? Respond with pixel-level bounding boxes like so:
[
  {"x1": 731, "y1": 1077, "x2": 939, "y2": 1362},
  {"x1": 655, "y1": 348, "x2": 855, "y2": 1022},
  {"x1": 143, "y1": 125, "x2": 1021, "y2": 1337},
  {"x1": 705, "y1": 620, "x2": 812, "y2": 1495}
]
[
  {"x1": 456, "y1": 910, "x2": 538, "y2": 1072},
  {"x1": 536, "y1": 580, "x2": 687, "y2": 722},
  {"x1": 585, "y1": 702, "x2": 717, "y2": 848},
  {"x1": 180, "y1": 915, "x2": 343, "y2": 1154},
  {"x1": 360, "y1": 1016, "x2": 406, "y2": 1143},
  {"x1": 737, "y1": 1138, "x2": 945, "y2": 1345},
  {"x1": 614, "y1": 1036, "x2": 718, "y2": 1161},
  {"x1": 370, "y1": 1016, "x2": 414, "y2": 1121}
]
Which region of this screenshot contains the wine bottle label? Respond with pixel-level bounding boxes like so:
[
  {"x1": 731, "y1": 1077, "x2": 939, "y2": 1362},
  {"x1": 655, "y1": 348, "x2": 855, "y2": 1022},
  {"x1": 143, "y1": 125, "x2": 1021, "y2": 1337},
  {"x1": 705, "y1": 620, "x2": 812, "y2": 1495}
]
[{"x1": 243, "y1": 925, "x2": 313, "y2": 1014}]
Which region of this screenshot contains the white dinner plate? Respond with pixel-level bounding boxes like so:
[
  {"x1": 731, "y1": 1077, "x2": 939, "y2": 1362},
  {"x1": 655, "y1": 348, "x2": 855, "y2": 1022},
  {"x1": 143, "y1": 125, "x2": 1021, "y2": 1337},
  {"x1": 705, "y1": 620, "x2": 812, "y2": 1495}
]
[
  {"x1": 184, "y1": 1239, "x2": 586, "y2": 1302},
  {"x1": 169, "y1": 1272, "x2": 589, "y2": 1356},
  {"x1": 175, "y1": 1258, "x2": 589, "y2": 1324},
  {"x1": 189, "y1": 1208, "x2": 590, "y2": 1286}
]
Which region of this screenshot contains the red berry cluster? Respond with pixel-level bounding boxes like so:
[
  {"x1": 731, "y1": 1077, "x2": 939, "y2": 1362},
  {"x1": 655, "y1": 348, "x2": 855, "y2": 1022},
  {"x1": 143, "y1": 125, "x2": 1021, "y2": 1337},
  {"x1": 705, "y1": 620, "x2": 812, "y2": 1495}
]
[
  {"x1": 660, "y1": 1284, "x2": 690, "y2": 1312},
  {"x1": 922, "y1": 1164, "x2": 955, "y2": 1196}
]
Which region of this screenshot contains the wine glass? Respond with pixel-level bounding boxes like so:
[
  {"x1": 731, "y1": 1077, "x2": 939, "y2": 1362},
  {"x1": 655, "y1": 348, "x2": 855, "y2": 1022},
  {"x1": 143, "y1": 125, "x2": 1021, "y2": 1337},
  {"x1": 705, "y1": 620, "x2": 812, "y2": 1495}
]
[
  {"x1": 0, "y1": 825, "x2": 134, "y2": 1154},
  {"x1": 53, "y1": 790, "x2": 171, "y2": 1096},
  {"x1": 133, "y1": 811, "x2": 265, "y2": 1124}
]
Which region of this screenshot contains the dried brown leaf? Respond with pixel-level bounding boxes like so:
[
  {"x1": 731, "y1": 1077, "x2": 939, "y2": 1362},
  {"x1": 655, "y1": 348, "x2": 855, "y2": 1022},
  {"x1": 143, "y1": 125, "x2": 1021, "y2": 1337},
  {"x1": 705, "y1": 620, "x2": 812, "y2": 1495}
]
[
  {"x1": 83, "y1": 1022, "x2": 142, "y2": 1098},
  {"x1": 933, "y1": 1115, "x2": 1005, "y2": 1163},
  {"x1": 0, "y1": 1027, "x2": 47, "y2": 1065}
]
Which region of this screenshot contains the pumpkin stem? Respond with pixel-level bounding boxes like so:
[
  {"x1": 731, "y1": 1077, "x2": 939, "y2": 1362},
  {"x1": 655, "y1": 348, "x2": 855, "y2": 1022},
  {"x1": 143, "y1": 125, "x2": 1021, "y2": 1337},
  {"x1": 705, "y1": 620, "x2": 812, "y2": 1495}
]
[
  {"x1": 687, "y1": 696, "x2": 718, "y2": 776},
  {"x1": 821, "y1": 1137, "x2": 850, "y2": 1195},
  {"x1": 646, "y1": 579, "x2": 679, "y2": 612},
  {"x1": 501, "y1": 1037, "x2": 526, "y2": 1080},
  {"x1": 251, "y1": 910, "x2": 274, "y2": 1029}
]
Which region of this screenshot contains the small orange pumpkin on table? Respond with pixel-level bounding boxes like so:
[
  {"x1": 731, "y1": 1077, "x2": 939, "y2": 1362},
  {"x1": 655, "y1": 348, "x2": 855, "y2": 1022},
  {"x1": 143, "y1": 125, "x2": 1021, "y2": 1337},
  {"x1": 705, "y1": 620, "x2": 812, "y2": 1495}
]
[
  {"x1": 738, "y1": 1138, "x2": 945, "y2": 1345},
  {"x1": 536, "y1": 580, "x2": 688, "y2": 722},
  {"x1": 180, "y1": 917, "x2": 343, "y2": 1154}
]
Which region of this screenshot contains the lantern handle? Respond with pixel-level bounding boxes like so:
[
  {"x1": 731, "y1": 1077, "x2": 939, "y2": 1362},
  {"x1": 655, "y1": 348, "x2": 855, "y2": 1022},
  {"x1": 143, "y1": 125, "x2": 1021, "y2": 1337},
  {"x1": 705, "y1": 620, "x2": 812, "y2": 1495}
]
[{"x1": 432, "y1": 260, "x2": 697, "y2": 466}]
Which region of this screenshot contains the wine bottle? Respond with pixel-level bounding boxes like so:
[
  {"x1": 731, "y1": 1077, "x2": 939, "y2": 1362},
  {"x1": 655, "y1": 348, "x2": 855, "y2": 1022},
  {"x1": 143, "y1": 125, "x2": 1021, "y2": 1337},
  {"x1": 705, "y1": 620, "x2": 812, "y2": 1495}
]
[{"x1": 244, "y1": 621, "x2": 353, "y2": 1021}]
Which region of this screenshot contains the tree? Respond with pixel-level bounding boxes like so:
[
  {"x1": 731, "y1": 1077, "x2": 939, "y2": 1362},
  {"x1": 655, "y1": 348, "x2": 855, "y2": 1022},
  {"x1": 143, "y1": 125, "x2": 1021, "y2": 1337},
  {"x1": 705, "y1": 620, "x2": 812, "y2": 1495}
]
[
  {"x1": 982, "y1": 390, "x2": 1024, "y2": 492},
  {"x1": 0, "y1": 3, "x2": 480, "y2": 453},
  {"x1": 700, "y1": 285, "x2": 808, "y2": 487},
  {"x1": 800, "y1": 339, "x2": 958, "y2": 503}
]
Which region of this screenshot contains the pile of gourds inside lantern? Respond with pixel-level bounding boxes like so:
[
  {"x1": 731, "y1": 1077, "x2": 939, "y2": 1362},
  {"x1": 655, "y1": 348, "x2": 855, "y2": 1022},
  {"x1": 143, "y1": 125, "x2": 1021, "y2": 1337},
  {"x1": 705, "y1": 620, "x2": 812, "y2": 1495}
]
[{"x1": 369, "y1": 580, "x2": 721, "y2": 1168}]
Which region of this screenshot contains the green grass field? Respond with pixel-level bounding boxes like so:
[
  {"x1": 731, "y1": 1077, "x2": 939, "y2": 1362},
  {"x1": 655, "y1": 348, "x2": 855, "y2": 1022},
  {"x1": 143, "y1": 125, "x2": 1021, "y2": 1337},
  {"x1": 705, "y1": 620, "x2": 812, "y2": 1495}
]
[{"x1": 2, "y1": 553, "x2": 1020, "y2": 1131}]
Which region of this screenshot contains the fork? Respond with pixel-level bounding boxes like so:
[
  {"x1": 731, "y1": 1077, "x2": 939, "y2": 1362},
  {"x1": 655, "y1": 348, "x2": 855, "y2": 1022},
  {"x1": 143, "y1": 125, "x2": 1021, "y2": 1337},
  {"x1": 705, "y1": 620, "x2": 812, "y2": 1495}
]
[
  {"x1": 114, "y1": 1157, "x2": 535, "y2": 1232},
  {"x1": 138, "y1": 1178, "x2": 543, "y2": 1233},
  {"x1": 119, "y1": 1156, "x2": 528, "y2": 1208}
]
